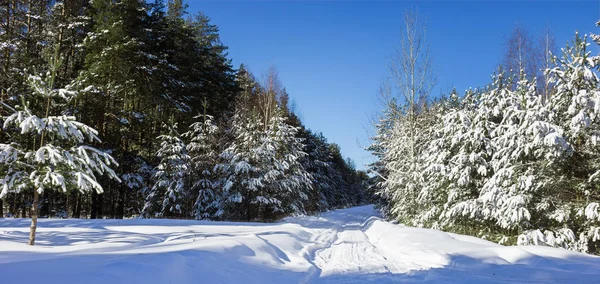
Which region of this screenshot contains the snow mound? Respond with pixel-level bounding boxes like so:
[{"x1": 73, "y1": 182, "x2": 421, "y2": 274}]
[{"x1": 1, "y1": 205, "x2": 599, "y2": 283}]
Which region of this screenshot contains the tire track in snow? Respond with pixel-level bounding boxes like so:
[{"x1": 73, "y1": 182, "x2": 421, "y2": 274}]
[
  {"x1": 300, "y1": 214, "x2": 391, "y2": 283},
  {"x1": 314, "y1": 228, "x2": 390, "y2": 278},
  {"x1": 298, "y1": 227, "x2": 339, "y2": 284}
]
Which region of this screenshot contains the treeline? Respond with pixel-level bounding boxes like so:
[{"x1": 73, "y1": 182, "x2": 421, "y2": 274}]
[
  {"x1": 0, "y1": 0, "x2": 366, "y2": 222},
  {"x1": 369, "y1": 14, "x2": 600, "y2": 254}
]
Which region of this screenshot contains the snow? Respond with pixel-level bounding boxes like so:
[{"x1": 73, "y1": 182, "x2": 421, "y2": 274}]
[{"x1": 1, "y1": 205, "x2": 600, "y2": 283}]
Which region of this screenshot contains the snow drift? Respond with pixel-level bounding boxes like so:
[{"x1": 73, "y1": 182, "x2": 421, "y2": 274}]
[{"x1": 1, "y1": 205, "x2": 599, "y2": 283}]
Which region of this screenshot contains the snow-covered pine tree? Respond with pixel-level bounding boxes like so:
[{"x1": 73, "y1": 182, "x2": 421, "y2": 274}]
[
  {"x1": 301, "y1": 130, "x2": 334, "y2": 212},
  {"x1": 381, "y1": 102, "x2": 434, "y2": 226},
  {"x1": 217, "y1": 110, "x2": 263, "y2": 220},
  {"x1": 121, "y1": 156, "x2": 154, "y2": 217},
  {"x1": 479, "y1": 72, "x2": 569, "y2": 244},
  {"x1": 218, "y1": 106, "x2": 311, "y2": 221},
  {"x1": 366, "y1": 87, "x2": 400, "y2": 215},
  {"x1": 142, "y1": 122, "x2": 190, "y2": 218},
  {"x1": 425, "y1": 89, "x2": 493, "y2": 233},
  {"x1": 572, "y1": 28, "x2": 600, "y2": 252},
  {"x1": 368, "y1": 20, "x2": 600, "y2": 254},
  {"x1": 0, "y1": 51, "x2": 119, "y2": 245},
  {"x1": 327, "y1": 143, "x2": 354, "y2": 208},
  {"x1": 262, "y1": 107, "x2": 312, "y2": 218},
  {"x1": 412, "y1": 94, "x2": 453, "y2": 229},
  {"x1": 517, "y1": 30, "x2": 600, "y2": 252},
  {"x1": 184, "y1": 107, "x2": 221, "y2": 220},
  {"x1": 302, "y1": 127, "x2": 363, "y2": 212}
]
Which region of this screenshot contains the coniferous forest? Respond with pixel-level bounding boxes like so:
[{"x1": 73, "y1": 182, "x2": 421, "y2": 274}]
[
  {"x1": 368, "y1": 11, "x2": 600, "y2": 254},
  {"x1": 0, "y1": 0, "x2": 367, "y2": 237}
]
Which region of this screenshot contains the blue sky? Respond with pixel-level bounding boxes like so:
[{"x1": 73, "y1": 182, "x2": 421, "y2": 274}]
[{"x1": 188, "y1": 1, "x2": 599, "y2": 170}]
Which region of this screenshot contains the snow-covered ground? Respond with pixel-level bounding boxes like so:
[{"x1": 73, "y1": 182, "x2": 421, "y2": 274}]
[{"x1": 1, "y1": 205, "x2": 599, "y2": 283}]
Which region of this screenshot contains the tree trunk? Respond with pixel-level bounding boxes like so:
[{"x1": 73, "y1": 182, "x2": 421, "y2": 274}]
[
  {"x1": 72, "y1": 191, "x2": 81, "y2": 218},
  {"x1": 9, "y1": 195, "x2": 16, "y2": 216},
  {"x1": 75, "y1": 193, "x2": 82, "y2": 218},
  {"x1": 97, "y1": 192, "x2": 103, "y2": 218},
  {"x1": 0, "y1": 199, "x2": 3, "y2": 218},
  {"x1": 28, "y1": 189, "x2": 40, "y2": 246},
  {"x1": 117, "y1": 186, "x2": 125, "y2": 219},
  {"x1": 21, "y1": 195, "x2": 27, "y2": 218},
  {"x1": 40, "y1": 190, "x2": 49, "y2": 217},
  {"x1": 91, "y1": 190, "x2": 98, "y2": 219}
]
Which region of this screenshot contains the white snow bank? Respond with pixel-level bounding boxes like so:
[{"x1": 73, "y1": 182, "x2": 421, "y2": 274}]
[{"x1": 1, "y1": 205, "x2": 599, "y2": 283}]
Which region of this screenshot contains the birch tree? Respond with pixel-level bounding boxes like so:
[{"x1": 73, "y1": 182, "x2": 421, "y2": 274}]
[{"x1": 380, "y1": 8, "x2": 436, "y2": 224}]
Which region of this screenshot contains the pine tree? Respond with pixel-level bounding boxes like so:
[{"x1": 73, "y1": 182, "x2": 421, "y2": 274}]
[
  {"x1": 517, "y1": 30, "x2": 600, "y2": 252},
  {"x1": 263, "y1": 108, "x2": 312, "y2": 217},
  {"x1": 424, "y1": 89, "x2": 492, "y2": 233},
  {"x1": 186, "y1": 12, "x2": 238, "y2": 116},
  {"x1": 381, "y1": 104, "x2": 434, "y2": 226},
  {"x1": 479, "y1": 72, "x2": 568, "y2": 243},
  {"x1": 217, "y1": 111, "x2": 264, "y2": 220},
  {"x1": 301, "y1": 130, "x2": 334, "y2": 212},
  {"x1": 143, "y1": 122, "x2": 190, "y2": 218},
  {"x1": 218, "y1": 107, "x2": 311, "y2": 221},
  {"x1": 367, "y1": 100, "x2": 399, "y2": 214},
  {"x1": 0, "y1": 51, "x2": 119, "y2": 245},
  {"x1": 48, "y1": 1, "x2": 90, "y2": 83},
  {"x1": 167, "y1": 0, "x2": 187, "y2": 20},
  {"x1": 184, "y1": 104, "x2": 221, "y2": 220}
]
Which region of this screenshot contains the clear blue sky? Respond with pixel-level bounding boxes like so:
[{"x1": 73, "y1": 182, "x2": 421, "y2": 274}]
[{"x1": 187, "y1": 1, "x2": 600, "y2": 170}]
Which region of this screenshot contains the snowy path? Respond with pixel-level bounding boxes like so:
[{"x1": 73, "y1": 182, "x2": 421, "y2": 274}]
[
  {"x1": 2, "y1": 205, "x2": 600, "y2": 283},
  {"x1": 315, "y1": 227, "x2": 390, "y2": 277},
  {"x1": 311, "y1": 212, "x2": 390, "y2": 279}
]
